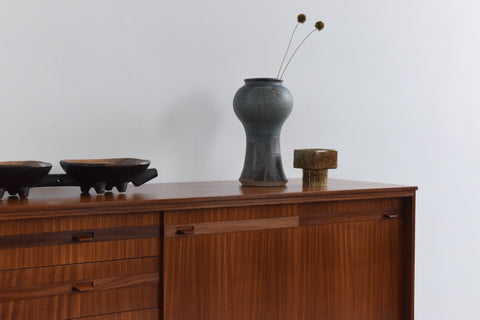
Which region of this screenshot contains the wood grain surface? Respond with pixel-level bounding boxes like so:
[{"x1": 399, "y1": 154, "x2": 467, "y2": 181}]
[
  {"x1": 164, "y1": 216, "x2": 299, "y2": 237},
  {"x1": 0, "y1": 238, "x2": 160, "y2": 270},
  {"x1": 0, "y1": 179, "x2": 417, "y2": 220},
  {"x1": 0, "y1": 257, "x2": 159, "y2": 288},
  {"x1": 0, "y1": 225, "x2": 161, "y2": 250},
  {"x1": 0, "y1": 285, "x2": 159, "y2": 320},
  {"x1": 0, "y1": 212, "x2": 161, "y2": 237},
  {"x1": 164, "y1": 198, "x2": 414, "y2": 320},
  {"x1": 0, "y1": 179, "x2": 416, "y2": 320},
  {"x1": 72, "y1": 308, "x2": 160, "y2": 320}
]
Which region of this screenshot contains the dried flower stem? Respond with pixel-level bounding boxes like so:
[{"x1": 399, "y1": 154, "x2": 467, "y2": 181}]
[
  {"x1": 279, "y1": 28, "x2": 317, "y2": 80},
  {"x1": 276, "y1": 23, "x2": 300, "y2": 79}
]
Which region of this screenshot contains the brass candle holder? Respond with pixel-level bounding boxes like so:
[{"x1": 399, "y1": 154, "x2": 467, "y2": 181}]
[{"x1": 293, "y1": 149, "x2": 337, "y2": 187}]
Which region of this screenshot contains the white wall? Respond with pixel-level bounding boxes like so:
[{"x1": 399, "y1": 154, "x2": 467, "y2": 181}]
[{"x1": 1, "y1": 0, "x2": 479, "y2": 318}]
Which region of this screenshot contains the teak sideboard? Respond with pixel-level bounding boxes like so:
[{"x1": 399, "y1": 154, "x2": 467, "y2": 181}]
[{"x1": 0, "y1": 179, "x2": 417, "y2": 320}]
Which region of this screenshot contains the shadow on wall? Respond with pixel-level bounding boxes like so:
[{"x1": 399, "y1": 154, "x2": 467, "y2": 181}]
[{"x1": 157, "y1": 92, "x2": 221, "y2": 180}]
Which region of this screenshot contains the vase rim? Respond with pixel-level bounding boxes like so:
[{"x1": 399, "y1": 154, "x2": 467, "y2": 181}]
[{"x1": 244, "y1": 78, "x2": 283, "y2": 83}]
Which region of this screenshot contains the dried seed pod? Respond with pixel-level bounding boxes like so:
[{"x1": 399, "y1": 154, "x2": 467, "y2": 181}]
[
  {"x1": 297, "y1": 14, "x2": 306, "y2": 23},
  {"x1": 315, "y1": 21, "x2": 325, "y2": 30}
]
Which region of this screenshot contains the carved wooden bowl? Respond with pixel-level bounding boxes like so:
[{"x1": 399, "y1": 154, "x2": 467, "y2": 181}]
[
  {"x1": 0, "y1": 161, "x2": 52, "y2": 198},
  {"x1": 60, "y1": 158, "x2": 150, "y2": 194}
]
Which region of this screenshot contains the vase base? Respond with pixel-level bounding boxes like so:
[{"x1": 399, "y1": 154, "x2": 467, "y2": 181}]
[{"x1": 239, "y1": 179, "x2": 288, "y2": 187}]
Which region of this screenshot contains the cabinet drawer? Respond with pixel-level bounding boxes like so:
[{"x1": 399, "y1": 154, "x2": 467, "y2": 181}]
[
  {"x1": 0, "y1": 225, "x2": 160, "y2": 250},
  {"x1": 0, "y1": 224, "x2": 161, "y2": 270},
  {"x1": 0, "y1": 237, "x2": 160, "y2": 270},
  {"x1": 0, "y1": 212, "x2": 161, "y2": 237},
  {"x1": 0, "y1": 285, "x2": 159, "y2": 320},
  {"x1": 0, "y1": 257, "x2": 160, "y2": 293},
  {"x1": 0, "y1": 258, "x2": 160, "y2": 320}
]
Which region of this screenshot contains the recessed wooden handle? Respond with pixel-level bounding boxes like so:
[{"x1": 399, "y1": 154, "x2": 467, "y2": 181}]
[
  {"x1": 72, "y1": 282, "x2": 94, "y2": 292},
  {"x1": 175, "y1": 226, "x2": 195, "y2": 235},
  {"x1": 72, "y1": 232, "x2": 95, "y2": 242},
  {"x1": 383, "y1": 210, "x2": 400, "y2": 219}
]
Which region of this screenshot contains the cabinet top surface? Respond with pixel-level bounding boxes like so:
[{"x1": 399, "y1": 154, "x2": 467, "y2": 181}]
[{"x1": 0, "y1": 179, "x2": 417, "y2": 219}]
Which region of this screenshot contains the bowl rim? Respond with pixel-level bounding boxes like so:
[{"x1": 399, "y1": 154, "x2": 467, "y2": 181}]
[
  {"x1": 60, "y1": 158, "x2": 150, "y2": 167},
  {"x1": 0, "y1": 161, "x2": 52, "y2": 168}
]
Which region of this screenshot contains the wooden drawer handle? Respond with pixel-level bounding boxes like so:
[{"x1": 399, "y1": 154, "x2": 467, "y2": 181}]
[
  {"x1": 175, "y1": 226, "x2": 195, "y2": 235},
  {"x1": 72, "y1": 282, "x2": 94, "y2": 292},
  {"x1": 72, "y1": 232, "x2": 95, "y2": 242},
  {"x1": 383, "y1": 210, "x2": 400, "y2": 219}
]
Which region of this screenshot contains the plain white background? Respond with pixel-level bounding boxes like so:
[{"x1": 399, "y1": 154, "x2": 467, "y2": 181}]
[{"x1": 1, "y1": 1, "x2": 479, "y2": 318}]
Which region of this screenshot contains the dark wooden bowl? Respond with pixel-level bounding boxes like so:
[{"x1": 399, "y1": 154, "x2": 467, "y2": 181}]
[
  {"x1": 0, "y1": 161, "x2": 52, "y2": 198},
  {"x1": 60, "y1": 158, "x2": 150, "y2": 194}
]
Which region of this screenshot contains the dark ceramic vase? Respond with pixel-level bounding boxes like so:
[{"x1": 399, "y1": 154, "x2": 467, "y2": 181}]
[{"x1": 233, "y1": 78, "x2": 293, "y2": 186}]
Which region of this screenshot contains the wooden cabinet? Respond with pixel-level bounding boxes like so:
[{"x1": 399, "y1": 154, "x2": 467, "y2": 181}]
[{"x1": 0, "y1": 179, "x2": 416, "y2": 319}]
